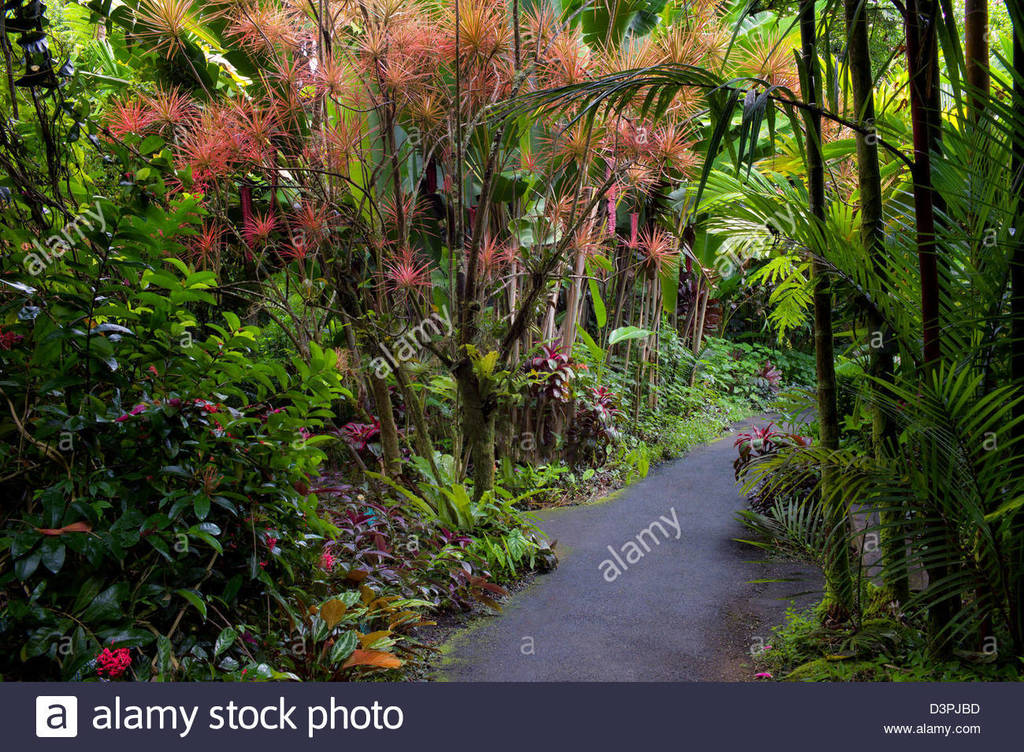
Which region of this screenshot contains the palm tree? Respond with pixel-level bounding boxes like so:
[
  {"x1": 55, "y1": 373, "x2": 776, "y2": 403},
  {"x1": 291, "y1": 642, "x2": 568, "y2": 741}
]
[
  {"x1": 843, "y1": 0, "x2": 906, "y2": 600},
  {"x1": 800, "y1": 0, "x2": 852, "y2": 620}
]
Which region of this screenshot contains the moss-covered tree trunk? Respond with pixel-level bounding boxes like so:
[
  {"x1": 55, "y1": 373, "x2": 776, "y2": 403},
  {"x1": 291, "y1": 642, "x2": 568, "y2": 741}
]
[
  {"x1": 455, "y1": 360, "x2": 495, "y2": 498},
  {"x1": 370, "y1": 374, "x2": 402, "y2": 478}
]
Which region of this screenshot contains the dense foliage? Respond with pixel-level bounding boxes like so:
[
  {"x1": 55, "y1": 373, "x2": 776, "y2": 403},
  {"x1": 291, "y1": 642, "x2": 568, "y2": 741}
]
[{"x1": 2, "y1": 0, "x2": 1023, "y2": 683}]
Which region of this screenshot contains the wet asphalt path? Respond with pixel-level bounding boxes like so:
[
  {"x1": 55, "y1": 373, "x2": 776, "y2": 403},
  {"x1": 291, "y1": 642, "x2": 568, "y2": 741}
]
[{"x1": 437, "y1": 416, "x2": 820, "y2": 681}]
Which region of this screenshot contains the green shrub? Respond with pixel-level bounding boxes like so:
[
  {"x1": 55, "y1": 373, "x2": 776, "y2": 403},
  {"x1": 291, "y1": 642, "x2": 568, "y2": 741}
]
[{"x1": 0, "y1": 199, "x2": 349, "y2": 680}]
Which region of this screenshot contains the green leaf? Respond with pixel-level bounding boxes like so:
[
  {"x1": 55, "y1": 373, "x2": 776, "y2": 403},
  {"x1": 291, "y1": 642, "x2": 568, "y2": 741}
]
[
  {"x1": 80, "y1": 583, "x2": 128, "y2": 623},
  {"x1": 366, "y1": 471, "x2": 437, "y2": 518},
  {"x1": 156, "y1": 635, "x2": 173, "y2": 676},
  {"x1": 575, "y1": 325, "x2": 605, "y2": 365},
  {"x1": 585, "y1": 260, "x2": 607, "y2": 328},
  {"x1": 330, "y1": 631, "x2": 359, "y2": 665},
  {"x1": 608, "y1": 326, "x2": 653, "y2": 346},
  {"x1": 175, "y1": 589, "x2": 207, "y2": 620},
  {"x1": 214, "y1": 626, "x2": 237, "y2": 657},
  {"x1": 96, "y1": 627, "x2": 156, "y2": 647},
  {"x1": 14, "y1": 551, "x2": 40, "y2": 580},
  {"x1": 139, "y1": 135, "x2": 165, "y2": 154},
  {"x1": 337, "y1": 590, "x2": 361, "y2": 608},
  {"x1": 39, "y1": 538, "x2": 66, "y2": 574}
]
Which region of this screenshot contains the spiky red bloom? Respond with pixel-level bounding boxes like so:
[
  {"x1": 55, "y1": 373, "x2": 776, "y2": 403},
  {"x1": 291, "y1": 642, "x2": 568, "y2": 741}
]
[
  {"x1": 132, "y1": 0, "x2": 195, "y2": 58},
  {"x1": 280, "y1": 236, "x2": 312, "y2": 262},
  {"x1": 573, "y1": 219, "x2": 607, "y2": 262},
  {"x1": 314, "y1": 55, "x2": 361, "y2": 105},
  {"x1": 228, "y1": 101, "x2": 281, "y2": 166},
  {"x1": 177, "y1": 129, "x2": 233, "y2": 188},
  {"x1": 540, "y1": 120, "x2": 601, "y2": 169},
  {"x1": 380, "y1": 192, "x2": 427, "y2": 233},
  {"x1": 175, "y1": 106, "x2": 261, "y2": 188},
  {"x1": 105, "y1": 99, "x2": 155, "y2": 138},
  {"x1": 141, "y1": 85, "x2": 196, "y2": 135},
  {"x1": 244, "y1": 212, "x2": 278, "y2": 248},
  {"x1": 440, "y1": 0, "x2": 510, "y2": 63},
  {"x1": 638, "y1": 227, "x2": 677, "y2": 274},
  {"x1": 621, "y1": 162, "x2": 658, "y2": 194},
  {"x1": 225, "y1": 2, "x2": 299, "y2": 54},
  {"x1": 383, "y1": 247, "x2": 432, "y2": 298},
  {"x1": 478, "y1": 236, "x2": 512, "y2": 280},
  {"x1": 189, "y1": 221, "x2": 223, "y2": 269},
  {"x1": 290, "y1": 201, "x2": 329, "y2": 245},
  {"x1": 539, "y1": 31, "x2": 591, "y2": 88},
  {"x1": 603, "y1": 118, "x2": 658, "y2": 163},
  {"x1": 654, "y1": 123, "x2": 698, "y2": 177}
]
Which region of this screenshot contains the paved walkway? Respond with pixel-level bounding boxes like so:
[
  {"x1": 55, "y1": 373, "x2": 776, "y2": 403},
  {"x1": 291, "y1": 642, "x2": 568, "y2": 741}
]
[{"x1": 437, "y1": 416, "x2": 820, "y2": 681}]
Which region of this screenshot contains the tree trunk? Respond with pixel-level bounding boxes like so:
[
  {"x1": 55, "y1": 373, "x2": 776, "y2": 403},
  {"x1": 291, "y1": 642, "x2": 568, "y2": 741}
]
[
  {"x1": 844, "y1": 0, "x2": 906, "y2": 602},
  {"x1": 965, "y1": 0, "x2": 990, "y2": 119},
  {"x1": 801, "y1": 0, "x2": 854, "y2": 622},
  {"x1": 906, "y1": 0, "x2": 942, "y2": 367},
  {"x1": 370, "y1": 375, "x2": 402, "y2": 478},
  {"x1": 455, "y1": 361, "x2": 496, "y2": 499},
  {"x1": 561, "y1": 245, "x2": 587, "y2": 352},
  {"x1": 907, "y1": 0, "x2": 954, "y2": 643},
  {"x1": 394, "y1": 364, "x2": 441, "y2": 483}
]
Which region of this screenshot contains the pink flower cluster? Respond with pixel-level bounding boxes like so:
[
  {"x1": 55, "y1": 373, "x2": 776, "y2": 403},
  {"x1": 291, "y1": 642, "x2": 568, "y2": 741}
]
[{"x1": 96, "y1": 647, "x2": 132, "y2": 679}]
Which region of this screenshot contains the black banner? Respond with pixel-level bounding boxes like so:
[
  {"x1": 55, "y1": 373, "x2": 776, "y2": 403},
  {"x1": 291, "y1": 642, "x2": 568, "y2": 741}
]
[{"x1": 11, "y1": 682, "x2": 1017, "y2": 751}]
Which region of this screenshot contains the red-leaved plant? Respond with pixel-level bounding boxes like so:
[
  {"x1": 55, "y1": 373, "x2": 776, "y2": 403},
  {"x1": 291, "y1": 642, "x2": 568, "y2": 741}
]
[{"x1": 733, "y1": 423, "x2": 812, "y2": 512}]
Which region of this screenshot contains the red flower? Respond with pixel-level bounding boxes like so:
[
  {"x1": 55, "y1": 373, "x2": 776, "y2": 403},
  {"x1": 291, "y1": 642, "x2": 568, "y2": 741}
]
[
  {"x1": 243, "y1": 211, "x2": 278, "y2": 249},
  {"x1": 382, "y1": 247, "x2": 432, "y2": 298},
  {"x1": 320, "y1": 552, "x2": 336, "y2": 571},
  {"x1": 140, "y1": 85, "x2": 196, "y2": 135},
  {"x1": 189, "y1": 221, "x2": 224, "y2": 269},
  {"x1": 290, "y1": 201, "x2": 330, "y2": 245},
  {"x1": 637, "y1": 227, "x2": 677, "y2": 275},
  {"x1": 193, "y1": 399, "x2": 219, "y2": 414},
  {"x1": 105, "y1": 99, "x2": 155, "y2": 138},
  {"x1": 96, "y1": 647, "x2": 132, "y2": 679},
  {"x1": 280, "y1": 236, "x2": 312, "y2": 262},
  {"x1": 0, "y1": 329, "x2": 24, "y2": 349}
]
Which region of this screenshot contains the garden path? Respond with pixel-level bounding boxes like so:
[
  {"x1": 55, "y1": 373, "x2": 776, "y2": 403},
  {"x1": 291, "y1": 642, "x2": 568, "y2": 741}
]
[{"x1": 437, "y1": 416, "x2": 820, "y2": 681}]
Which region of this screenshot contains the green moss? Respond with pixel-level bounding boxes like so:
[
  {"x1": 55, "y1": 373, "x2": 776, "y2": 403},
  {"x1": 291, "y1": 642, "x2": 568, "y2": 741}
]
[{"x1": 755, "y1": 604, "x2": 1024, "y2": 682}]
